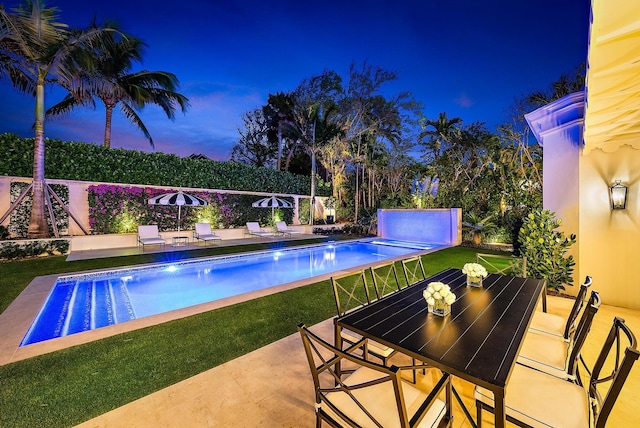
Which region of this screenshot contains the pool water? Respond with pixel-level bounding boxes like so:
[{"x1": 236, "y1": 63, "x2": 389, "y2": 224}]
[{"x1": 21, "y1": 239, "x2": 438, "y2": 346}]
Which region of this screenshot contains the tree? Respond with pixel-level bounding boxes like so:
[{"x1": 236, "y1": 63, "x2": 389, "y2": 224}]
[
  {"x1": 262, "y1": 92, "x2": 296, "y2": 171},
  {"x1": 419, "y1": 112, "x2": 462, "y2": 163},
  {"x1": 0, "y1": 0, "x2": 115, "y2": 238},
  {"x1": 47, "y1": 26, "x2": 189, "y2": 148},
  {"x1": 230, "y1": 108, "x2": 276, "y2": 167},
  {"x1": 341, "y1": 62, "x2": 420, "y2": 221},
  {"x1": 526, "y1": 63, "x2": 586, "y2": 108}
]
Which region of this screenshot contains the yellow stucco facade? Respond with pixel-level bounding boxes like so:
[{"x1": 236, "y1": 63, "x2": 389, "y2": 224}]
[{"x1": 579, "y1": 145, "x2": 639, "y2": 309}]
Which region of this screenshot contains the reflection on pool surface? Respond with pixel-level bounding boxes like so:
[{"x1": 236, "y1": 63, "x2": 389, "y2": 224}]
[{"x1": 21, "y1": 239, "x2": 440, "y2": 346}]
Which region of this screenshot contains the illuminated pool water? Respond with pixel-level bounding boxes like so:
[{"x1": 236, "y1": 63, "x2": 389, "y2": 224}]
[{"x1": 21, "y1": 239, "x2": 440, "y2": 346}]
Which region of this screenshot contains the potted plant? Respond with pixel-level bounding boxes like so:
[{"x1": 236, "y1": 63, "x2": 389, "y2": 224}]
[{"x1": 324, "y1": 196, "x2": 337, "y2": 224}]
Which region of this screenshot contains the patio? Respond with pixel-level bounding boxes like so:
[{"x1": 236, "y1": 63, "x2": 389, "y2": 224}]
[{"x1": 74, "y1": 294, "x2": 640, "y2": 427}]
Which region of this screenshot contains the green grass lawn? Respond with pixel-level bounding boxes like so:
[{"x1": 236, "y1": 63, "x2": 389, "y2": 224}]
[{"x1": 0, "y1": 243, "x2": 509, "y2": 428}]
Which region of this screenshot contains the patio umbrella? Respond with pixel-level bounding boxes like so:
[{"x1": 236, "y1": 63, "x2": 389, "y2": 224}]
[
  {"x1": 148, "y1": 190, "x2": 208, "y2": 236},
  {"x1": 252, "y1": 196, "x2": 293, "y2": 223}
]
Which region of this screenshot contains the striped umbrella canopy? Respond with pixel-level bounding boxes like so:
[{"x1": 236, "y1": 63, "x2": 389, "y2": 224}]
[
  {"x1": 148, "y1": 190, "x2": 208, "y2": 235},
  {"x1": 252, "y1": 196, "x2": 293, "y2": 222}
]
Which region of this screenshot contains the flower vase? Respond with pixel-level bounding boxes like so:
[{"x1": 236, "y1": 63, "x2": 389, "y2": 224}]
[
  {"x1": 467, "y1": 275, "x2": 483, "y2": 288},
  {"x1": 428, "y1": 302, "x2": 451, "y2": 317}
]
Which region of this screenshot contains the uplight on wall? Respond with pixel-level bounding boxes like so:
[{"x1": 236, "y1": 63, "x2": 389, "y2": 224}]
[{"x1": 609, "y1": 180, "x2": 628, "y2": 210}]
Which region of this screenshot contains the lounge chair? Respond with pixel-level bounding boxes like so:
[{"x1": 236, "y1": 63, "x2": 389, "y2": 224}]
[
  {"x1": 193, "y1": 222, "x2": 221, "y2": 246},
  {"x1": 245, "y1": 222, "x2": 273, "y2": 238},
  {"x1": 137, "y1": 225, "x2": 166, "y2": 250},
  {"x1": 275, "y1": 221, "x2": 301, "y2": 236}
]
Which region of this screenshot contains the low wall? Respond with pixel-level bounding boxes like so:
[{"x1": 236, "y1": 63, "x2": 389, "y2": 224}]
[
  {"x1": 0, "y1": 176, "x2": 324, "y2": 237},
  {"x1": 69, "y1": 225, "x2": 313, "y2": 251},
  {"x1": 377, "y1": 208, "x2": 462, "y2": 245}
]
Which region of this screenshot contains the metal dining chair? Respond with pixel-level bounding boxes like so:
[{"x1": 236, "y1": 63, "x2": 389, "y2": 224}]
[
  {"x1": 528, "y1": 275, "x2": 593, "y2": 340},
  {"x1": 401, "y1": 256, "x2": 426, "y2": 287},
  {"x1": 331, "y1": 271, "x2": 397, "y2": 366},
  {"x1": 369, "y1": 261, "x2": 401, "y2": 299},
  {"x1": 475, "y1": 316, "x2": 639, "y2": 428},
  {"x1": 517, "y1": 290, "x2": 601, "y2": 382},
  {"x1": 298, "y1": 323, "x2": 450, "y2": 428}
]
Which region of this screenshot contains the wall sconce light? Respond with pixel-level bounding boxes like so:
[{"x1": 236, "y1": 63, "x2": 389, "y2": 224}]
[{"x1": 609, "y1": 180, "x2": 628, "y2": 210}]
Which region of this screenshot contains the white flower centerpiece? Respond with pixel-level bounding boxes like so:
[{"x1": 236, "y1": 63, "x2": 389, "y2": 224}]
[
  {"x1": 462, "y1": 263, "x2": 488, "y2": 287},
  {"x1": 423, "y1": 281, "x2": 456, "y2": 316}
]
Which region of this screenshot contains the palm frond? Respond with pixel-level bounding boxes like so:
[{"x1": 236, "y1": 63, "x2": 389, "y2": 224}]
[{"x1": 119, "y1": 102, "x2": 154, "y2": 149}]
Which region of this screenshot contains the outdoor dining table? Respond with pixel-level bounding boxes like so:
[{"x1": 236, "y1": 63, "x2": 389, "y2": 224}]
[{"x1": 335, "y1": 267, "x2": 546, "y2": 428}]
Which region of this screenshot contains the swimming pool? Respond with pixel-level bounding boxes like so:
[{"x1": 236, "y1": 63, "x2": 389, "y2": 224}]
[{"x1": 21, "y1": 239, "x2": 439, "y2": 346}]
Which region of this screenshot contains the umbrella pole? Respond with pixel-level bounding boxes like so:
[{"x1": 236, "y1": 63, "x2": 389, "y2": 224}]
[{"x1": 178, "y1": 205, "x2": 182, "y2": 236}]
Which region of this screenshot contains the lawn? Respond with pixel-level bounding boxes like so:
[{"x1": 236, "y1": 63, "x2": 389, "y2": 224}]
[{"x1": 0, "y1": 243, "x2": 510, "y2": 427}]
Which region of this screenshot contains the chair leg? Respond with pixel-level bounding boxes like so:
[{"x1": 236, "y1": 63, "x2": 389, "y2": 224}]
[{"x1": 476, "y1": 400, "x2": 483, "y2": 428}]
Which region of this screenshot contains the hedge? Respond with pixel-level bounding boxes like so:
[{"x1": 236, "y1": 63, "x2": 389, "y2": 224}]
[{"x1": 0, "y1": 133, "x2": 330, "y2": 196}]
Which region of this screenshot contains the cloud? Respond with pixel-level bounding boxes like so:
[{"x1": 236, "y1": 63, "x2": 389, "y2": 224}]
[{"x1": 454, "y1": 93, "x2": 474, "y2": 108}]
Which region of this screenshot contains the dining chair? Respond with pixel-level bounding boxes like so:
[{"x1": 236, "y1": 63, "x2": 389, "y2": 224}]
[
  {"x1": 475, "y1": 316, "x2": 639, "y2": 428},
  {"x1": 331, "y1": 271, "x2": 396, "y2": 365},
  {"x1": 401, "y1": 256, "x2": 426, "y2": 287},
  {"x1": 517, "y1": 290, "x2": 601, "y2": 382},
  {"x1": 369, "y1": 261, "x2": 401, "y2": 299},
  {"x1": 298, "y1": 323, "x2": 449, "y2": 428},
  {"x1": 476, "y1": 253, "x2": 527, "y2": 277},
  {"x1": 529, "y1": 275, "x2": 593, "y2": 340}
]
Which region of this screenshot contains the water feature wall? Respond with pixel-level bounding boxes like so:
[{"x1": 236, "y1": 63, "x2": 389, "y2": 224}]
[{"x1": 377, "y1": 208, "x2": 461, "y2": 245}]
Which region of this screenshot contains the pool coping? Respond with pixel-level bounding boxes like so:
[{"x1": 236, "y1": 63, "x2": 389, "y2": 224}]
[{"x1": 0, "y1": 241, "x2": 447, "y2": 366}]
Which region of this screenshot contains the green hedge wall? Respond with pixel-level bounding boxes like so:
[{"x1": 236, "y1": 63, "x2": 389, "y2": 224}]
[{"x1": 0, "y1": 133, "x2": 330, "y2": 196}]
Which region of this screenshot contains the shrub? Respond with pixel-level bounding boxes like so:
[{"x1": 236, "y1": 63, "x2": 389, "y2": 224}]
[
  {"x1": 0, "y1": 239, "x2": 69, "y2": 260},
  {"x1": 518, "y1": 209, "x2": 576, "y2": 291}
]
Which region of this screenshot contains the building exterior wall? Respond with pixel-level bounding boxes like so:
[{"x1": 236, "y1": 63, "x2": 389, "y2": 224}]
[
  {"x1": 527, "y1": 93, "x2": 640, "y2": 310},
  {"x1": 579, "y1": 145, "x2": 640, "y2": 309},
  {"x1": 525, "y1": 93, "x2": 584, "y2": 298}
]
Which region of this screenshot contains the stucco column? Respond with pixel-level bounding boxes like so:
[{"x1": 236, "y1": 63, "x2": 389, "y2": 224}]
[{"x1": 525, "y1": 92, "x2": 585, "y2": 295}]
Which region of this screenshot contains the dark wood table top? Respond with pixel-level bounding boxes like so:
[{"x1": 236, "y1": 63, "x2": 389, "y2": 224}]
[{"x1": 337, "y1": 267, "x2": 545, "y2": 390}]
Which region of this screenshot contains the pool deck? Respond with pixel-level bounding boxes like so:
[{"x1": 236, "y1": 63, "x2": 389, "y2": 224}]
[
  {"x1": 73, "y1": 295, "x2": 640, "y2": 428},
  {"x1": 65, "y1": 233, "x2": 324, "y2": 261}
]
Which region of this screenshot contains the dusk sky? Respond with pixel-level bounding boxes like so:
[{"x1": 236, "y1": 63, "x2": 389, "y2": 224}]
[{"x1": 0, "y1": 0, "x2": 590, "y2": 161}]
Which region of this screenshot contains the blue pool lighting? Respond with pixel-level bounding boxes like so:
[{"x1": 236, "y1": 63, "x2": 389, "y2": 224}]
[{"x1": 21, "y1": 239, "x2": 441, "y2": 346}]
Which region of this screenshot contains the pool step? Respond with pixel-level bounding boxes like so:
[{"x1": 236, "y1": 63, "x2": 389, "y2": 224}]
[{"x1": 20, "y1": 279, "x2": 136, "y2": 346}]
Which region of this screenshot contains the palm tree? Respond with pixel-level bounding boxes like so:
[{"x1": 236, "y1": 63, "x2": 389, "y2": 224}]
[
  {"x1": 285, "y1": 101, "x2": 343, "y2": 224},
  {"x1": 0, "y1": 0, "x2": 114, "y2": 238},
  {"x1": 419, "y1": 112, "x2": 462, "y2": 162},
  {"x1": 47, "y1": 28, "x2": 189, "y2": 148}
]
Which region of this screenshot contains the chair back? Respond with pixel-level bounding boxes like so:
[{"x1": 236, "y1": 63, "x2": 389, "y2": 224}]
[
  {"x1": 369, "y1": 262, "x2": 401, "y2": 299},
  {"x1": 401, "y1": 256, "x2": 426, "y2": 287},
  {"x1": 331, "y1": 271, "x2": 371, "y2": 316},
  {"x1": 590, "y1": 317, "x2": 639, "y2": 428},
  {"x1": 476, "y1": 253, "x2": 527, "y2": 277},
  {"x1": 562, "y1": 275, "x2": 593, "y2": 340},
  {"x1": 297, "y1": 323, "x2": 448, "y2": 428},
  {"x1": 195, "y1": 222, "x2": 212, "y2": 236},
  {"x1": 275, "y1": 221, "x2": 287, "y2": 232},
  {"x1": 246, "y1": 222, "x2": 261, "y2": 232},
  {"x1": 138, "y1": 225, "x2": 159, "y2": 238},
  {"x1": 566, "y1": 290, "x2": 601, "y2": 379}
]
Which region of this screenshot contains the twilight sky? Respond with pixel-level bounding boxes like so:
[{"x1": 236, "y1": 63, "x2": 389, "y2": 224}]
[{"x1": 0, "y1": 0, "x2": 590, "y2": 161}]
